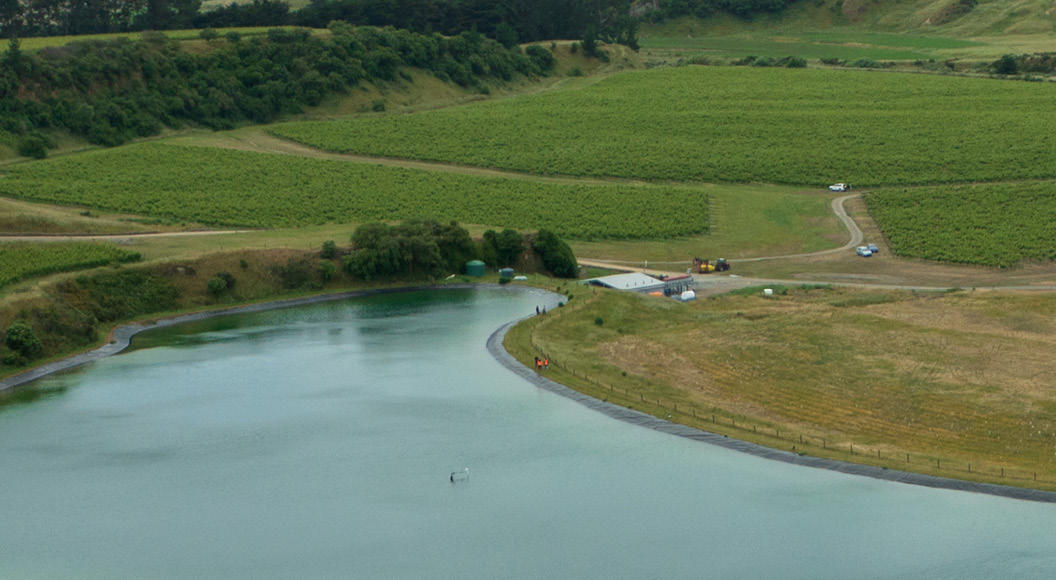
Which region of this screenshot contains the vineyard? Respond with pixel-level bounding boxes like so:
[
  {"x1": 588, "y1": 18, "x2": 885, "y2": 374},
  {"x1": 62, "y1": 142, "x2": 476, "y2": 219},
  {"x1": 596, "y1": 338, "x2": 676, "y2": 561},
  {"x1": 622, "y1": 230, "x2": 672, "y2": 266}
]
[
  {"x1": 0, "y1": 242, "x2": 141, "y2": 288},
  {"x1": 0, "y1": 144, "x2": 710, "y2": 240},
  {"x1": 271, "y1": 67, "x2": 1056, "y2": 187},
  {"x1": 865, "y1": 182, "x2": 1056, "y2": 267}
]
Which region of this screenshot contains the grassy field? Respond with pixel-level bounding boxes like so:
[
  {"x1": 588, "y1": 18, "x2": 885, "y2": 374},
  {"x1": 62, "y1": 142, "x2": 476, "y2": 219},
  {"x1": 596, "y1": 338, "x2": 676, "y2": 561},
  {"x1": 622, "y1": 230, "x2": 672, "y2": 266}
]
[
  {"x1": 0, "y1": 242, "x2": 140, "y2": 288},
  {"x1": 509, "y1": 286, "x2": 1056, "y2": 487},
  {"x1": 0, "y1": 143, "x2": 712, "y2": 239},
  {"x1": 640, "y1": 4, "x2": 1056, "y2": 49},
  {"x1": 270, "y1": 66, "x2": 1056, "y2": 187},
  {"x1": 0, "y1": 196, "x2": 189, "y2": 234},
  {"x1": 866, "y1": 182, "x2": 1056, "y2": 267},
  {"x1": 640, "y1": 34, "x2": 938, "y2": 61}
]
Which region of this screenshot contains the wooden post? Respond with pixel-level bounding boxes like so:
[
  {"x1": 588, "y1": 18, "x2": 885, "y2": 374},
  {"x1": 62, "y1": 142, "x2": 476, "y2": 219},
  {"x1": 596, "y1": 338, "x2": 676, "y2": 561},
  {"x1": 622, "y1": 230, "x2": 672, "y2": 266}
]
[
  {"x1": 1001, "y1": 467, "x2": 1005, "y2": 478},
  {"x1": 877, "y1": 449, "x2": 881, "y2": 460},
  {"x1": 906, "y1": 453, "x2": 909, "y2": 463},
  {"x1": 850, "y1": 444, "x2": 854, "y2": 455}
]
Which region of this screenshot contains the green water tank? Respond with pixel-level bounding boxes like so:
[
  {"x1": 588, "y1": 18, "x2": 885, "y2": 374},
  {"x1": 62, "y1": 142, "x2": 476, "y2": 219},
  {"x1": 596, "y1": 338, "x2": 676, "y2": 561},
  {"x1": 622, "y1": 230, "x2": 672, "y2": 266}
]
[
  {"x1": 465, "y1": 260, "x2": 486, "y2": 277},
  {"x1": 499, "y1": 267, "x2": 515, "y2": 278}
]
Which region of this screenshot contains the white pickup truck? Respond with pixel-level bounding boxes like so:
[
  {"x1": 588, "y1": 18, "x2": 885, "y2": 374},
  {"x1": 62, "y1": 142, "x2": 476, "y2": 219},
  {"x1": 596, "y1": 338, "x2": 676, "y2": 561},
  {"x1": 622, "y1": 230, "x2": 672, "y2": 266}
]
[{"x1": 829, "y1": 183, "x2": 850, "y2": 192}]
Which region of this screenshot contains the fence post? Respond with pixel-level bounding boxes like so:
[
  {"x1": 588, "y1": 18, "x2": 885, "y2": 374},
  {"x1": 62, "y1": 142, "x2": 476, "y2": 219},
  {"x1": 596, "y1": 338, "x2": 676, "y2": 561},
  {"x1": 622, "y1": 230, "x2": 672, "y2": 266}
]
[
  {"x1": 906, "y1": 453, "x2": 909, "y2": 463},
  {"x1": 850, "y1": 444, "x2": 854, "y2": 455},
  {"x1": 877, "y1": 450, "x2": 881, "y2": 460}
]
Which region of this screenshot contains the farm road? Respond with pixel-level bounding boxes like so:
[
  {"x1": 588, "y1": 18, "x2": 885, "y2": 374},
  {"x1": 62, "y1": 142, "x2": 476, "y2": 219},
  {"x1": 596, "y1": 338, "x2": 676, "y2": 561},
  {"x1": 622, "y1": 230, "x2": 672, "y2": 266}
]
[{"x1": 0, "y1": 230, "x2": 251, "y2": 242}]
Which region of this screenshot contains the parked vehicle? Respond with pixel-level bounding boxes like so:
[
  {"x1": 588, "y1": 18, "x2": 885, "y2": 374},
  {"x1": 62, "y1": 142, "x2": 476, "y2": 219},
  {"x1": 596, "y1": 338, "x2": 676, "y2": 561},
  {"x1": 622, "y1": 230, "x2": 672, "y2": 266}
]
[
  {"x1": 856, "y1": 246, "x2": 873, "y2": 257},
  {"x1": 692, "y1": 257, "x2": 730, "y2": 273},
  {"x1": 829, "y1": 183, "x2": 850, "y2": 192},
  {"x1": 866, "y1": 243, "x2": 879, "y2": 253}
]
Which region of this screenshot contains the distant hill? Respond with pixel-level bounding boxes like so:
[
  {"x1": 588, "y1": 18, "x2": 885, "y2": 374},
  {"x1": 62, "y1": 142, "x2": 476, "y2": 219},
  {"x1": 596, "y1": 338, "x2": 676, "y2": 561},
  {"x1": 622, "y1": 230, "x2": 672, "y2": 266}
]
[{"x1": 646, "y1": 0, "x2": 1056, "y2": 37}]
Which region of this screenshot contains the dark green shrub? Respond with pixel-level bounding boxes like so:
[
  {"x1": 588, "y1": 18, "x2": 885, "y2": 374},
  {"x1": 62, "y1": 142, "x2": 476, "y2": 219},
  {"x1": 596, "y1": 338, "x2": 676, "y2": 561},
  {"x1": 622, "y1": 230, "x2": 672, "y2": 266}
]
[
  {"x1": 319, "y1": 260, "x2": 336, "y2": 282},
  {"x1": 17, "y1": 134, "x2": 49, "y2": 159},
  {"x1": 525, "y1": 45, "x2": 555, "y2": 71},
  {"x1": 532, "y1": 229, "x2": 578, "y2": 278},
  {"x1": 199, "y1": 28, "x2": 219, "y2": 41},
  {"x1": 321, "y1": 240, "x2": 337, "y2": 259},
  {"x1": 207, "y1": 275, "x2": 229, "y2": 297},
  {"x1": 4, "y1": 321, "x2": 43, "y2": 359},
  {"x1": 371, "y1": 100, "x2": 386, "y2": 112},
  {"x1": 594, "y1": 317, "x2": 604, "y2": 326},
  {"x1": 993, "y1": 54, "x2": 1018, "y2": 75}
]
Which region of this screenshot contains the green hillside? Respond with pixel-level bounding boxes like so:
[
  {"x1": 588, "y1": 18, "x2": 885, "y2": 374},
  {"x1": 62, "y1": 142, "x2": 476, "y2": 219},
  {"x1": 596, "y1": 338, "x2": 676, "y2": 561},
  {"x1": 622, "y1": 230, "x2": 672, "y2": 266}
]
[
  {"x1": 641, "y1": 1, "x2": 1056, "y2": 61},
  {"x1": 271, "y1": 66, "x2": 1056, "y2": 186}
]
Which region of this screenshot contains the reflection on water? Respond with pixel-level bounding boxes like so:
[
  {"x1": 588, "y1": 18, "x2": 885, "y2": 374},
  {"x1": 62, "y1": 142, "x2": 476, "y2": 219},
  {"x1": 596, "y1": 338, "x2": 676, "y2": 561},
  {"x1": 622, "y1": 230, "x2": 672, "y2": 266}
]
[
  {"x1": 0, "y1": 287, "x2": 1055, "y2": 579},
  {"x1": 0, "y1": 381, "x2": 68, "y2": 412}
]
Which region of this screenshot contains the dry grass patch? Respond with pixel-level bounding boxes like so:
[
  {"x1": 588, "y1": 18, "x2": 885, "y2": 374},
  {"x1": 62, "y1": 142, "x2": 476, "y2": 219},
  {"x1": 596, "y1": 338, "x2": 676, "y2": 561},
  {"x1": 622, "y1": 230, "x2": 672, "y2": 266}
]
[{"x1": 525, "y1": 286, "x2": 1056, "y2": 485}]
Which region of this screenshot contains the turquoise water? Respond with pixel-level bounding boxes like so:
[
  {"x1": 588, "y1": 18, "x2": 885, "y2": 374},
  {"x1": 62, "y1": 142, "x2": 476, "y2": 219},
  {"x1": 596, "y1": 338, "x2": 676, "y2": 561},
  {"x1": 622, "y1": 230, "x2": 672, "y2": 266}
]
[{"x1": 1, "y1": 287, "x2": 1055, "y2": 579}]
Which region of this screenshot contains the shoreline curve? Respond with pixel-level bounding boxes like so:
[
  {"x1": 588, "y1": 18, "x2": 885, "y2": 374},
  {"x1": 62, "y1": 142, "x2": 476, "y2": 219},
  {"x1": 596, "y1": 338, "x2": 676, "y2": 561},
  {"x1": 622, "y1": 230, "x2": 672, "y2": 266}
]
[
  {"x1": 5, "y1": 282, "x2": 1055, "y2": 504},
  {"x1": 486, "y1": 319, "x2": 1056, "y2": 504},
  {"x1": 0, "y1": 284, "x2": 492, "y2": 395}
]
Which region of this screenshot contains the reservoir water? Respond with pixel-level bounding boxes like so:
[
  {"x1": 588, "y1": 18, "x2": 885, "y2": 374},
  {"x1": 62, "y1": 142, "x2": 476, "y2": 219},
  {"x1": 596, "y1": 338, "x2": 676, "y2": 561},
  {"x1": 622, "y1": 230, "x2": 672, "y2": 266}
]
[{"x1": 1, "y1": 287, "x2": 1055, "y2": 579}]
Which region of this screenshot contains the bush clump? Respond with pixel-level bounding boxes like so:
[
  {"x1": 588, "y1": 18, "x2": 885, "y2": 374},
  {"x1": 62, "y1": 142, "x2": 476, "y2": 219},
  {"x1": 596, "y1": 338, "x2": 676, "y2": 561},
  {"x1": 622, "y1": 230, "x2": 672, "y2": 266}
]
[
  {"x1": 532, "y1": 229, "x2": 578, "y2": 278},
  {"x1": 4, "y1": 321, "x2": 43, "y2": 361}
]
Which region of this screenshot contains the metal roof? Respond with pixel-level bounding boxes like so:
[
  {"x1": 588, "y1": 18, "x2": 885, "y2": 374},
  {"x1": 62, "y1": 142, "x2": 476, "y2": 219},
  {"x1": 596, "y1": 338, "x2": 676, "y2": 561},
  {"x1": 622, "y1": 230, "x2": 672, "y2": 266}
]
[{"x1": 587, "y1": 272, "x2": 666, "y2": 292}]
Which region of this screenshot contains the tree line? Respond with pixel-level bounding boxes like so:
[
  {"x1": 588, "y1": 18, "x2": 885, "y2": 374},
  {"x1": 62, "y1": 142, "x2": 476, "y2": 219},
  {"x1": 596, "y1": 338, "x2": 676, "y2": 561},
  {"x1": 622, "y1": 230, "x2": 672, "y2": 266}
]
[
  {"x1": 1, "y1": 23, "x2": 556, "y2": 155},
  {"x1": 0, "y1": 0, "x2": 637, "y2": 43},
  {"x1": 1, "y1": 0, "x2": 800, "y2": 47},
  {"x1": 344, "y1": 220, "x2": 578, "y2": 280}
]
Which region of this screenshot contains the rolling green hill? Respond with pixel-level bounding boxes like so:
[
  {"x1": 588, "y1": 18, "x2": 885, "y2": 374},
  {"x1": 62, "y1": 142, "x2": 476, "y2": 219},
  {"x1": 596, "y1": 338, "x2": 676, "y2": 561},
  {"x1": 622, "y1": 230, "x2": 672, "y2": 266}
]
[
  {"x1": 270, "y1": 66, "x2": 1056, "y2": 187},
  {"x1": 640, "y1": 1, "x2": 1056, "y2": 62}
]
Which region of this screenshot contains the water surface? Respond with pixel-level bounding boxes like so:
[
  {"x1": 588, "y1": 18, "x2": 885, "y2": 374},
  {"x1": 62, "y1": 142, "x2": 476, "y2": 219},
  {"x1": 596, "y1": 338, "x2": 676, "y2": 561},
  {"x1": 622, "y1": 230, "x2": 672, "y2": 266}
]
[{"x1": 1, "y1": 288, "x2": 1054, "y2": 578}]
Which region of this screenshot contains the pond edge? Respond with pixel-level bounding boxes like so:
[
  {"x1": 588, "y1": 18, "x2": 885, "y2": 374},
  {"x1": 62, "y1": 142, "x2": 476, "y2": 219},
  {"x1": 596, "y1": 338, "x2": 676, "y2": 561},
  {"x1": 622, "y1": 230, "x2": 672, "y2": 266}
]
[{"x1": 487, "y1": 318, "x2": 1056, "y2": 504}]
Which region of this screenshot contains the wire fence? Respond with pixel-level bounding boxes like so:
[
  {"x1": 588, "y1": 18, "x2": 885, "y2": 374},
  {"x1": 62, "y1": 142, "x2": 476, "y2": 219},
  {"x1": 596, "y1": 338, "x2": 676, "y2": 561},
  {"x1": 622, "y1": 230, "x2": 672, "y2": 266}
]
[{"x1": 523, "y1": 303, "x2": 1053, "y2": 488}]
